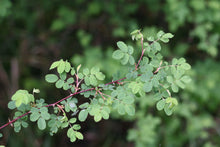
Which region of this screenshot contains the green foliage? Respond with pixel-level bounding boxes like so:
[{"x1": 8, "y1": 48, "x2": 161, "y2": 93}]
[
  {"x1": 164, "y1": 0, "x2": 220, "y2": 56},
  {"x1": 30, "y1": 106, "x2": 50, "y2": 130},
  {"x1": 11, "y1": 90, "x2": 34, "y2": 107},
  {"x1": 112, "y1": 41, "x2": 135, "y2": 65},
  {"x1": 67, "y1": 127, "x2": 83, "y2": 142},
  {"x1": 0, "y1": 1, "x2": 219, "y2": 146},
  {"x1": 127, "y1": 115, "x2": 161, "y2": 147},
  {"x1": 1, "y1": 29, "x2": 191, "y2": 144},
  {"x1": 12, "y1": 105, "x2": 30, "y2": 133},
  {"x1": 0, "y1": 0, "x2": 11, "y2": 17},
  {"x1": 78, "y1": 110, "x2": 88, "y2": 122},
  {"x1": 50, "y1": 6, "x2": 76, "y2": 31},
  {"x1": 83, "y1": 66, "x2": 105, "y2": 86}
]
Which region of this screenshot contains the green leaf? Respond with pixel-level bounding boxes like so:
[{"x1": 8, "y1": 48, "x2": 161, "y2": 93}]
[
  {"x1": 176, "y1": 80, "x2": 185, "y2": 89},
  {"x1": 152, "y1": 41, "x2": 161, "y2": 51},
  {"x1": 171, "y1": 83, "x2": 179, "y2": 93},
  {"x1": 65, "y1": 61, "x2": 71, "y2": 72},
  {"x1": 37, "y1": 118, "x2": 46, "y2": 130},
  {"x1": 78, "y1": 110, "x2": 88, "y2": 122},
  {"x1": 63, "y1": 82, "x2": 70, "y2": 90},
  {"x1": 140, "y1": 71, "x2": 153, "y2": 82},
  {"x1": 72, "y1": 124, "x2": 81, "y2": 130},
  {"x1": 57, "y1": 61, "x2": 65, "y2": 73},
  {"x1": 160, "y1": 33, "x2": 174, "y2": 43},
  {"x1": 59, "y1": 72, "x2": 67, "y2": 80},
  {"x1": 40, "y1": 107, "x2": 48, "y2": 113},
  {"x1": 11, "y1": 90, "x2": 34, "y2": 107},
  {"x1": 67, "y1": 128, "x2": 76, "y2": 142},
  {"x1": 164, "y1": 104, "x2": 173, "y2": 116},
  {"x1": 156, "y1": 99, "x2": 165, "y2": 111},
  {"x1": 75, "y1": 132, "x2": 83, "y2": 140},
  {"x1": 55, "y1": 79, "x2": 64, "y2": 88},
  {"x1": 49, "y1": 61, "x2": 60, "y2": 70},
  {"x1": 69, "y1": 118, "x2": 77, "y2": 124},
  {"x1": 89, "y1": 75, "x2": 97, "y2": 86},
  {"x1": 125, "y1": 105, "x2": 135, "y2": 116},
  {"x1": 157, "y1": 30, "x2": 165, "y2": 38},
  {"x1": 67, "y1": 77, "x2": 74, "y2": 84},
  {"x1": 147, "y1": 36, "x2": 154, "y2": 41},
  {"x1": 128, "y1": 46, "x2": 134, "y2": 54},
  {"x1": 101, "y1": 110, "x2": 109, "y2": 119},
  {"x1": 95, "y1": 72, "x2": 105, "y2": 80},
  {"x1": 177, "y1": 58, "x2": 186, "y2": 64},
  {"x1": 117, "y1": 41, "x2": 128, "y2": 52},
  {"x1": 21, "y1": 121, "x2": 28, "y2": 128},
  {"x1": 163, "y1": 33, "x2": 174, "y2": 38},
  {"x1": 150, "y1": 59, "x2": 160, "y2": 67},
  {"x1": 160, "y1": 37, "x2": 169, "y2": 43},
  {"x1": 167, "y1": 76, "x2": 173, "y2": 83},
  {"x1": 45, "y1": 74, "x2": 58, "y2": 83},
  {"x1": 128, "y1": 82, "x2": 139, "y2": 94},
  {"x1": 61, "y1": 122, "x2": 68, "y2": 128},
  {"x1": 71, "y1": 87, "x2": 75, "y2": 93},
  {"x1": 79, "y1": 102, "x2": 89, "y2": 109},
  {"x1": 94, "y1": 113, "x2": 102, "y2": 122},
  {"x1": 181, "y1": 76, "x2": 191, "y2": 83},
  {"x1": 181, "y1": 63, "x2": 191, "y2": 70},
  {"x1": 30, "y1": 112, "x2": 40, "y2": 122},
  {"x1": 84, "y1": 76, "x2": 90, "y2": 85},
  {"x1": 144, "y1": 42, "x2": 150, "y2": 47},
  {"x1": 172, "y1": 58, "x2": 178, "y2": 65},
  {"x1": 130, "y1": 29, "x2": 139, "y2": 35},
  {"x1": 118, "y1": 103, "x2": 125, "y2": 115},
  {"x1": 122, "y1": 96, "x2": 134, "y2": 105},
  {"x1": 91, "y1": 66, "x2": 99, "y2": 75},
  {"x1": 166, "y1": 97, "x2": 178, "y2": 108},
  {"x1": 83, "y1": 68, "x2": 90, "y2": 75},
  {"x1": 143, "y1": 82, "x2": 153, "y2": 92},
  {"x1": 8, "y1": 101, "x2": 16, "y2": 110},
  {"x1": 129, "y1": 56, "x2": 135, "y2": 65},
  {"x1": 41, "y1": 112, "x2": 50, "y2": 120},
  {"x1": 153, "y1": 93, "x2": 162, "y2": 101},
  {"x1": 112, "y1": 50, "x2": 124, "y2": 59},
  {"x1": 0, "y1": 133, "x2": 3, "y2": 138},
  {"x1": 121, "y1": 54, "x2": 129, "y2": 65},
  {"x1": 152, "y1": 76, "x2": 159, "y2": 87},
  {"x1": 78, "y1": 73, "x2": 84, "y2": 79},
  {"x1": 14, "y1": 125, "x2": 21, "y2": 132}
]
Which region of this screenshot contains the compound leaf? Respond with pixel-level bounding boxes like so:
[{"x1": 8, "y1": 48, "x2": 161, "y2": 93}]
[{"x1": 117, "y1": 41, "x2": 128, "y2": 52}]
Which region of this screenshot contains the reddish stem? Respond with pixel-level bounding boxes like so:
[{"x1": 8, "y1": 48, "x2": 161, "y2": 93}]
[
  {"x1": 0, "y1": 35, "x2": 169, "y2": 131},
  {"x1": 0, "y1": 77, "x2": 128, "y2": 130},
  {"x1": 105, "y1": 77, "x2": 126, "y2": 85},
  {"x1": 0, "y1": 111, "x2": 31, "y2": 130},
  {"x1": 135, "y1": 37, "x2": 144, "y2": 70}
]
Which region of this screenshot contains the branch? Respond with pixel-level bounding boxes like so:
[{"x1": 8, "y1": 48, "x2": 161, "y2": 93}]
[
  {"x1": 0, "y1": 111, "x2": 31, "y2": 130},
  {"x1": 0, "y1": 77, "x2": 128, "y2": 130},
  {"x1": 0, "y1": 36, "x2": 177, "y2": 131}
]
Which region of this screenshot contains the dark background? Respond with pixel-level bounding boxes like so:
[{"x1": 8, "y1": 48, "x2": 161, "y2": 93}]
[{"x1": 0, "y1": 0, "x2": 220, "y2": 146}]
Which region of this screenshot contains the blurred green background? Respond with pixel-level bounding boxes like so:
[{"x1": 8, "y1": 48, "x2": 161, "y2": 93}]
[{"x1": 0, "y1": 0, "x2": 220, "y2": 146}]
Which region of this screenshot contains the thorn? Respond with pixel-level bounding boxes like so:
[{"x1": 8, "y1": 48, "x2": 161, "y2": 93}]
[{"x1": 8, "y1": 119, "x2": 13, "y2": 127}]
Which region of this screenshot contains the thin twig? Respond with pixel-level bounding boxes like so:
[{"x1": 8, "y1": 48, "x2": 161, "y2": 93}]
[{"x1": 0, "y1": 76, "x2": 129, "y2": 130}]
